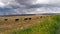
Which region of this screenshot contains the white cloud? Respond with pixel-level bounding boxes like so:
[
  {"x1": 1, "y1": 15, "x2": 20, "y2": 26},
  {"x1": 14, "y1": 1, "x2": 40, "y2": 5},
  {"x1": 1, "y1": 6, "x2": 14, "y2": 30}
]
[
  {"x1": 0, "y1": 2, "x2": 6, "y2": 7},
  {"x1": 0, "y1": 0, "x2": 15, "y2": 7},
  {"x1": 34, "y1": 0, "x2": 50, "y2": 4}
]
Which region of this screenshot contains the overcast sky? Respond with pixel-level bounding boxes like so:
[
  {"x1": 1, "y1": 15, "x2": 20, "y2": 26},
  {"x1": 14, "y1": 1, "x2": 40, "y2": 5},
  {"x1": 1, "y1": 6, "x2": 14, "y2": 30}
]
[{"x1": 0, "y1": 0, "x2": 60, "y2": 15}]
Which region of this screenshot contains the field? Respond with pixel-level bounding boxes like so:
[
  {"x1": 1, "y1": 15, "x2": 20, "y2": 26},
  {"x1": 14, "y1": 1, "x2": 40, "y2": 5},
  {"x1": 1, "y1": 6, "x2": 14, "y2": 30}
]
[{"x1": 0, "y1": 15, "x2": 59, "y2": 34}]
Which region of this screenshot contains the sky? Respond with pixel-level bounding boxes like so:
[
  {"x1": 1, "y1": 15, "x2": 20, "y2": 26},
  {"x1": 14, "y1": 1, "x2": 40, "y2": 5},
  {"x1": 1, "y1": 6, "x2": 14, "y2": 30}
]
[{"x1": 0, "y1": 0, "x2": 60, "y2": 15}]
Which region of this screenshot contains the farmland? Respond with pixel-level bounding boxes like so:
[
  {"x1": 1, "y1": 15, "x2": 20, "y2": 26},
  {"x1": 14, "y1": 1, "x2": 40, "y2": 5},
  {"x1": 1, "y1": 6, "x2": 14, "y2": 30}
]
[{"x1": 0, "y1": 15, "x2": 59, "y2": 34}]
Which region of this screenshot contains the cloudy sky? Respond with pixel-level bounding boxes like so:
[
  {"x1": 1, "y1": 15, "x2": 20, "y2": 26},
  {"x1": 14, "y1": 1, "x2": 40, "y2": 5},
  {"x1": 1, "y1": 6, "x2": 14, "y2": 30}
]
[{"x1": 0, "y1": 0, "x2": 60, "y2": 15}]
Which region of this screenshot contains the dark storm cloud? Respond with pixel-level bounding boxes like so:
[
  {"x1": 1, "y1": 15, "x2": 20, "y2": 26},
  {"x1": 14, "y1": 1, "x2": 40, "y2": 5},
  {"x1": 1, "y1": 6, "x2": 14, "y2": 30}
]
[
  {"x1": 25, "y1": 4, "x2": 60, "y2": 9},
  {"x1": 15, "y1": 0, "x2": 37, "y2": 5}
]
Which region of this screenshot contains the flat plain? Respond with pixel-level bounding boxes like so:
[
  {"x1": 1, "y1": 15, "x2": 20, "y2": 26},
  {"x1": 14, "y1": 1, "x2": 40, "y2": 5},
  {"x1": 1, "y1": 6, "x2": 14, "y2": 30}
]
[{"x1": 0, "y1": 14, "x2": 59, "y2": 34}]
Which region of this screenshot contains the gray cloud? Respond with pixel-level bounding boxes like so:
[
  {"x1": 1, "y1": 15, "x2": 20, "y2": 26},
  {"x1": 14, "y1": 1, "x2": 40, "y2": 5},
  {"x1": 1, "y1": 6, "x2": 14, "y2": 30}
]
[
  {"x1": 15, "y1": 0, "x2": 37, "y2": 5},
  {"x1": 49, "y1": 0, "x2": 60, "y2": 4},
  {"x1": 0, "y1": 0, "x2": 60, "y2": 15},
  {"x1": 15, "y1": 0, "x2": 60, "y2": 5}
]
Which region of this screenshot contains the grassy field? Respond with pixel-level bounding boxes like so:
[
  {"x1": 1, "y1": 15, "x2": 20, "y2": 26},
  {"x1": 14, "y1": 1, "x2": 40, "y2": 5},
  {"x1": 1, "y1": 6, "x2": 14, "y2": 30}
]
[{"x1": 6, "y1": 15, "x2": 60, "y2": 34}]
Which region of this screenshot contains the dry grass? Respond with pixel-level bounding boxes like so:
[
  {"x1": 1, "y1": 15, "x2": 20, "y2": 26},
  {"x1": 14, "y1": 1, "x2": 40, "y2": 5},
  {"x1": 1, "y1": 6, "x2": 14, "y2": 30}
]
[
  {"x1": 0, "y1": 15, "x2": 43, "y2": 33},
  {"x1": 7, "y1": 15, "x2": 59, "y2": 34},
  {"x1": 0, "y1": 15, "x2": 59, "y2": 34}
]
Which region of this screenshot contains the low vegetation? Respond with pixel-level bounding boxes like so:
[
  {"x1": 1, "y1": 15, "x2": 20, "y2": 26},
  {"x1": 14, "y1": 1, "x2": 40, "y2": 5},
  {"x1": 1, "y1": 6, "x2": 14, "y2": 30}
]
[{"x1": 8, "y1": 15, "x2": 59, "y2": 34}]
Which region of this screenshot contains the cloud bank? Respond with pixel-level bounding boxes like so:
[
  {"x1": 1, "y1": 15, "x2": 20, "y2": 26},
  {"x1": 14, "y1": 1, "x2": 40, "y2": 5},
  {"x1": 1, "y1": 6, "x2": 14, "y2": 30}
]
[{"x1": 0, "y1": 0, "x2": 60, "y2": 15}]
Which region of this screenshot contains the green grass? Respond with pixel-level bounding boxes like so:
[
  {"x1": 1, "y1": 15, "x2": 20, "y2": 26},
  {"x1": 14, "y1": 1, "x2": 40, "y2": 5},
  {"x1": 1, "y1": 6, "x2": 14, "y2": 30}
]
[{"x1": 8, "y1": 15, "x2": 59, "y2": 34}]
